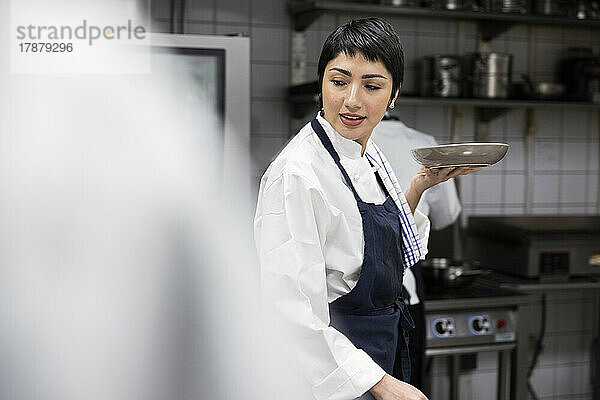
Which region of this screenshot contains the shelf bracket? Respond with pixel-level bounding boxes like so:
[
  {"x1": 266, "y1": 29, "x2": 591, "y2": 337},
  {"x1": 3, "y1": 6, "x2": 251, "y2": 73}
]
[
  {"x1": 480, "y1": 21, "x2": 515, "y2": 41},
  {"x1": 477, "y1": 107, "x2": 511, "y2": 123}
]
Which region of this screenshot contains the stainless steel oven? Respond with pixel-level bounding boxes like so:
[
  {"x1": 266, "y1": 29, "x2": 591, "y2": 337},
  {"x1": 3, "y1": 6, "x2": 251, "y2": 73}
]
[
  {"x1": 149, "y1": 34, "x2": 251, "y2": 208},
  {"x1": 424, "y1": 280, "x2": 530, "y2": 400},
  {"x1": 466, "y1": 216, "x2": 600, "y2": 281}
]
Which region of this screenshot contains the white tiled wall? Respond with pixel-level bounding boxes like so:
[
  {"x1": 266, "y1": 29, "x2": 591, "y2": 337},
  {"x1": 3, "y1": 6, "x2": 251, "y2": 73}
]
[
  {"x1": 149, "y1": 1, "x2": 600, "y2": 398},
  {"x1": 458, "y1": 108, "x2": 599, "y2": 216},
  {"x1": 526, "y1": 292, "x2": 597, "y2": 400}
]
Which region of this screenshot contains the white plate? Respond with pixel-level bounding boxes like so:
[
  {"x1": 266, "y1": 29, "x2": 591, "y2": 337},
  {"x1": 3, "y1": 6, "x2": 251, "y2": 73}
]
[{"x1": 410, "y1": 143, "x2": 509, "y2": 169}]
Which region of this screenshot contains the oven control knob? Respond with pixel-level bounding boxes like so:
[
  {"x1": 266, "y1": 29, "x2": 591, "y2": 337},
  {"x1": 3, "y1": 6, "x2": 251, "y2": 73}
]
[
  {"x1": 431, "y1": 317, "x2": 455, "y2": 338},
  {"x1": 435, "y1": 321, "x2": 445, "y2": 335},
  {"x1": 468, "y1": 315, "x2": 491, "y2": 335}
]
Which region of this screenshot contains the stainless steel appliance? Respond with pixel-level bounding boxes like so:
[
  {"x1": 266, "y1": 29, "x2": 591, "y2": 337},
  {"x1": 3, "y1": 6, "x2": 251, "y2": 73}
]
[
  {"x1": 535, "y1": 0, "x2": 568, "y2": 16},
  {"x1": 466, "y1": 216, "x2": 600, "y2": 281},
  {"x1": 381, "y1": 0, "x2": 418, "y2": 5},
  {"x1": 425, "y1": 279, "x2": 530, "y2": 400},
  {"x1": 493, "y1": 0, "x2": 528, "y2": 13},
  {"x1": 420, "y1": 55, "x2": 463, "y2": 98},
  {"x1": 433, "y1": 0, "x2": 474, "y2": 10},
  {"x1": 150, "y1": 34, "x2": 251, "y2": 206},
  {"x1": 466, "y1": 53, "x2": 513, "y2": 99},
  {"x1": 476, "y1": 0, "x2": 528, "y2": 12}
]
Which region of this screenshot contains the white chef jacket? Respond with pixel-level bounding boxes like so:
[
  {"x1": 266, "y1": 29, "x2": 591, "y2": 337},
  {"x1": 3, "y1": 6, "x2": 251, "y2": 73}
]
[
  {"x1": 373, "y1": 119, "x2": 462, "y2": 305},
  {"x1": 254, "y1": 113, "x2": 430, "y2": 400}
]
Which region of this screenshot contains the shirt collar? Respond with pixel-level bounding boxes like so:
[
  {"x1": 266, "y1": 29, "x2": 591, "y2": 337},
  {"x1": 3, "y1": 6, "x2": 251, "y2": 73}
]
[
  {"x1": 316, "y1": 112, "x2": 365, "y2": 160},
  {"x1": 365, "y1": 141, "x2": 382, "y2": 171}
]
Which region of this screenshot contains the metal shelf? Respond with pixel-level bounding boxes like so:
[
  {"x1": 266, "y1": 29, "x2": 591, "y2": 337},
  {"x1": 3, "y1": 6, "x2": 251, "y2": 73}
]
[
  {"x1": 289, "y1": 88, "x2": 600, "y2": 121},
  {"x1": 394, "y1": 96, "x2": 600, "y2": 109},
  {"x1": 289, "y1": 0, "x2": 600, "y2": 39}
]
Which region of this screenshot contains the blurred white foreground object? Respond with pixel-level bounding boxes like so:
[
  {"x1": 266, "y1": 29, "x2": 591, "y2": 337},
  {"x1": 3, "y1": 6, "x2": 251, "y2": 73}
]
[{"x1": 0, "y1": 1, "x2": 306, "y2": 400}]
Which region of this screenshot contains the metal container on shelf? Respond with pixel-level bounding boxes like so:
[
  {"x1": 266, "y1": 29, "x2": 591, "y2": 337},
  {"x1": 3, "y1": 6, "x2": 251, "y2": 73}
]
[
  {"x1": 466, "y1": 52, "x2": 513, "y2": 99},
  {"x1": 420, "y1": 55, "x2": 463, "y2": 97},
  {"x1": 494, "y1": 0, "x2": 528, "y2": 13},
  {"x1": 534, "y1": 0, "x2": 568, "y2": 16},
  {"x1": 381, "y1": 0, "x2": 418, "y2": 5},
  {"x1": 433, "y1": 0, "x2": 474, "y2": 10},
  {"x1": 475, "y1": 0, "x2": 528, "y2": 12},
  {"x1": 571, "y1": 0, "x2": 600, "y2": 20}
]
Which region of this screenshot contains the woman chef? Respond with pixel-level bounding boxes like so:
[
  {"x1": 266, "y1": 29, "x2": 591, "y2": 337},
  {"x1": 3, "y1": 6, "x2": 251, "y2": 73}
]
[{"x1": 254, "y1": 18, "x2": 479, "y2": 400}]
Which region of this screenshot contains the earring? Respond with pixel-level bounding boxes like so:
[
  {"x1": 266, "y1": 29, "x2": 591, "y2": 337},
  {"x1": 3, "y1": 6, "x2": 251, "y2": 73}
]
[{"x1": 389, "y1": 102, "x2": 395, "y2": 109}]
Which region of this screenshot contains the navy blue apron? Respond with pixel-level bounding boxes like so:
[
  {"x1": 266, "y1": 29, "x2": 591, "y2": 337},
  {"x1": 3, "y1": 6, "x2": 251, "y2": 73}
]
[{"x1": 311, "y1": 117, "x2": 415, "y2": 399}]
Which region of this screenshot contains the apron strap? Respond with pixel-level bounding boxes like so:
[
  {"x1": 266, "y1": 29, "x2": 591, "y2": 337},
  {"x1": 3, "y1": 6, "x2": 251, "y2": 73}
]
[
  {"x1": 367, "y1": 157, "x2": 396, "y2": 201},
  {"x1": 311, "y1": 117, "x2": 362, "y2": 203},
  {"x1": 396, "y1": 298, "x2": 415, "y2": 383}
]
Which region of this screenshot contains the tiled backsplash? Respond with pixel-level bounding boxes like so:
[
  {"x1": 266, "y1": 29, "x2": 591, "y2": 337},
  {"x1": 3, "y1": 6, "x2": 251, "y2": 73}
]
[{"x1": 458, "y1": 108, "x2": 599, "y2": 217}]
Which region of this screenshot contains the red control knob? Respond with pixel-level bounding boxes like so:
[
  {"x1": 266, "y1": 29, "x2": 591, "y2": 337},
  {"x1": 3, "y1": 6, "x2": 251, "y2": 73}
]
[{"x1": 497, "y1": 319, "x2": 506, "y2": 329}]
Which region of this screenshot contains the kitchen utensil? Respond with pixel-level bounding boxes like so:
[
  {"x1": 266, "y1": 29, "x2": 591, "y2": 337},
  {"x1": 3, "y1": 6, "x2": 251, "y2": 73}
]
[
  {"x1": 381, "y1": 0, "x2": 418, "y2": 5},
  {"x1": 410, "y1": 142, "x2": 509, "y2": 169},
  {"x1": 472, "y1": 74, "x2": 511, "y2": 98},
  {"x1": 433, "y1": 0, "x2": 474, "y2": 10},
  {"x1": 466, "y1": 53, "x2": 513, "y2": 99},
  {"x1": 534, "y1": 82, "x2": 565, "y2": 98},
  {"x1": 534, "y1": 0, "x2": 568, "y2": 15},
  {"x1": 470, "y1": 52, "x2": 512, "y2": 74},
  {"x1": 420, "y1": 258, "x2": 490, "y2": 289},
  {"x1": 420, "y1": 55, "x2": 463, "y2": 97},
  {"x1": 493, "y1": 0, "x2": 528, "y2": 13},
  {"x1": 520, "y1": 74, "x2": 566, "y2": 99}
]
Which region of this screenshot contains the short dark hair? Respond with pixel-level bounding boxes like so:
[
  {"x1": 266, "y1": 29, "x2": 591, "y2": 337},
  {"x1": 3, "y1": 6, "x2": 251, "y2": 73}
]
[{"x1": 317, "y1": 17, "x2": 404, "y2": 104}]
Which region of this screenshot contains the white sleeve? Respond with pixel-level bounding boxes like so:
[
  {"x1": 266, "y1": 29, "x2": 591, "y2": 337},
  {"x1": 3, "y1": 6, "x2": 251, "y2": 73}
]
[
  {"x1": 424, "y1": 179, "x2": 462, "y2": 230},
  {"x1": 420, "y1": 134, "x2": 462, "y2": 231},
  {"x1": 412, "y1": 208, "x2": 430, "y2": 261},
  {"x1": 254, "y1": 172, "x2": 385, "y2": 400}
]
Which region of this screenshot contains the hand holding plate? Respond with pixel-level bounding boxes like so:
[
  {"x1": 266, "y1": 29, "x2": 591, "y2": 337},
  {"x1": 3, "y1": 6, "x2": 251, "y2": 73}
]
[{"x1": 411, "y1": 165, "x2": 482, "y2": 194}]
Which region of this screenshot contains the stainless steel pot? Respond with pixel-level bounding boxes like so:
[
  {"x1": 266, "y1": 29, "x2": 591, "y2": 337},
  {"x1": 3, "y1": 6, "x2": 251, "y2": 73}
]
[
  {"x1": 535, "y1": 0, "x2": 568, "y2": 15},
  {"x1": 420, "y1": 258, "x2": 489, "y2": 289},
  {"x1": 433, "y1": 0, "x2": 473, "y2": 10},
  {"x1": 473, "y1": 75, "x2": 511, "y2": 98},
  {"x1": 467, "y1": 52, "x2": 513, "y2": 99},
  {"x1": 420, "y1": 55, "x2": 463, "y2": 97},
  {"x1": 471, "y1": 52, "x2": 512, "y2": 74},
  {"x1": 495, "y1": 0, "x2": 528, "y2": 13},
  {"x1": 476, "y1": 0, "x2": 527, "y2": 12},
  {"x1": 381, "y1": 0, "x2": 418, "y2": 5}
]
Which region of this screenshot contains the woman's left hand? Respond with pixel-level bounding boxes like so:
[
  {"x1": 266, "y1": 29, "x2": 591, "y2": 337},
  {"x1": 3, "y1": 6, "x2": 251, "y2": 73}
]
[{"x1": 410, "y1": 166, "x2": 482, "y2": 195}]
